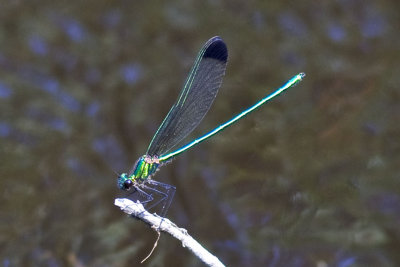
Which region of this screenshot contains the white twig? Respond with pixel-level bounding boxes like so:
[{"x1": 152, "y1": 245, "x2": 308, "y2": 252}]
[{"x1": 114, "y1": 198, "x2": 225, "y2": 267}]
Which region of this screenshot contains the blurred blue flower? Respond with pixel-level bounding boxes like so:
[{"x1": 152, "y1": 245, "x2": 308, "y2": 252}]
[
  {"x1": 372, "y1": 193, "x2": 400, "y2": 215},
  {"x1": 42, "y1": 78, "x2": 60, "y2": 94},
  {"x1": 28, "y1": 35, "x2": 48, "y2": 56},
  {"x1": 86, "y1": 101, "x2": 100, "y2": 117},
  {"x1": 2, "y1": 258, "x2": 10, "y2": 267},
  {"x1": 61, "y1": 18, "x2": 86, "y2": 43},
  {"x1": 0, "y1": 122, "x2": 11, "y2": 137},
  {"x1": 363, "y1": 122, "x2": 381, "y2": 136},
  {"x1": 48, "y1": 118, "x2": 68, "y2": 132},
  {"x1": 338, "y1": 256, "x2": 356, "y2": 267},
  {"x1": 58, "y1": 91, "x2": 80, "y2": 112},
  {"x1": 120, "y1": 63, "x2": 142, "y2": 85},
  {"x1": 328, "y1": 23, "x2": 347, "y2": 42},
  {"x1": 0, "y1": 82, "x2": 12, "y2": 98},
  {"x1": 362, "y1": 14, "x2": 387, "y2": 38}
]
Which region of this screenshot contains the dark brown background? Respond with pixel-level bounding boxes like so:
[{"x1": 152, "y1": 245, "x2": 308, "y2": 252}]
[{"x1": 1, "y1": 1, "x2": 399, "y2": 266}]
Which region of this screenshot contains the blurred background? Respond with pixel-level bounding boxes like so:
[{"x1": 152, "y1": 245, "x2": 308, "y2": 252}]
[{"x1": 1, "y1": 0, "x2": 399, "y2": 266}]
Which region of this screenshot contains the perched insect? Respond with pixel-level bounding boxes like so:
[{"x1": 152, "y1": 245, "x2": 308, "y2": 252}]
[{"x1": 117, "y1": 36, "x2": 305, "y2": 217}]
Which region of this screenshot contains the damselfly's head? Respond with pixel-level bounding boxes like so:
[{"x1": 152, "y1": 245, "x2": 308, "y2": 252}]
[{"x1": 117, "y1": 173, "x2": 134, "y2": 190}]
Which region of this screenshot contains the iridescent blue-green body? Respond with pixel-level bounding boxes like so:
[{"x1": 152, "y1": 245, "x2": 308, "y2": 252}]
[
  {"x1": 116, "y1": 36, "x2": 305, "y2": 218},
  {"x1": 117, "y1": 156, "x2": 161, "y2": 189}
]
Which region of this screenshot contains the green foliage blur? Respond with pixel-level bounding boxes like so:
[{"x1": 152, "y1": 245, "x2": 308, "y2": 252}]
[{"x1": 1, "y1": 0, "x2": 399, "y2": 266}]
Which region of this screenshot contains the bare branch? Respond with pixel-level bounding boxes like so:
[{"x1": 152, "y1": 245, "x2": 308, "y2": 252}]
[{"x1": 114, "y1": 198, "x2": 225, "y2": 267}]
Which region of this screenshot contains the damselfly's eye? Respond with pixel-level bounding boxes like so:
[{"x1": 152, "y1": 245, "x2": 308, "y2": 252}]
[{"x1": 123, "y1": 180, "x2": 133, "y2": 190}]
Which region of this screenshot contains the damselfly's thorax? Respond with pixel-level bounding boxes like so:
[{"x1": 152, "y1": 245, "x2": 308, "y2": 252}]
[{"x1": 117, "y1": 155, "x2": 161, "y2": 190}]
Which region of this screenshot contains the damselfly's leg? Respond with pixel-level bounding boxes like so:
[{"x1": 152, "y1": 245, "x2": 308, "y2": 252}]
[
  {"x1": 126, "y1": 185, "x2": 154, "y2": 205},
  {"x1": 125, "y1": 181, "x2": 175, "y2": 228},
  {"x1": 145, "y1": 180, "x2": 176, "y2": 218}
]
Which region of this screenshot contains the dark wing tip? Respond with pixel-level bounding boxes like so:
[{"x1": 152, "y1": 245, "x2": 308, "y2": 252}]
[{"x1": 203, "y1": 36, "x2": 228, "y2": 63}]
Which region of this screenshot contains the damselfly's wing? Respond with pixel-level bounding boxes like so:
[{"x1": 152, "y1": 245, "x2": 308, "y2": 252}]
[{"x1": 146, "y1": 36, "x2": 228, "y2": 157}]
